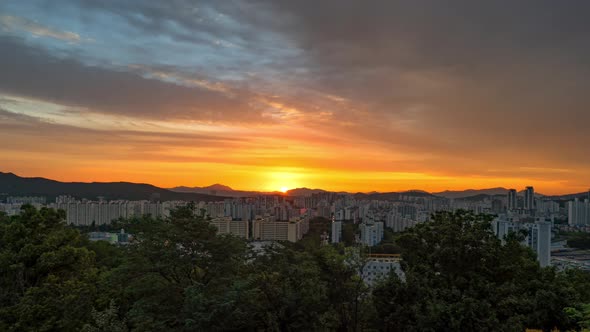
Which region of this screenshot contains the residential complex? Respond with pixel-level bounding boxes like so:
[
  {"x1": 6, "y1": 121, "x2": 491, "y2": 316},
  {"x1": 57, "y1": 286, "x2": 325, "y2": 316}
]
[
  {"x1": 209, "y1": 216, "x2": 250, "y2": 239},
  {"x1": 1, "y1": 185, "x2": 585, "y2": 256},
  {"x1": 252, "y1": 215, "x2": 309, "y2": 242},
  {"x1": 568, "y1": 198, "x2": 590, "y2": 226},
  {"x1": 493, "y1": 215, "x2": 552, "y2": 267}
]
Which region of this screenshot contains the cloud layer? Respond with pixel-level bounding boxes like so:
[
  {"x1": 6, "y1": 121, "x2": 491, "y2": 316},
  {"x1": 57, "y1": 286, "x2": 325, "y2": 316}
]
[{"x1": 0, "y1": 0, "x2": 589, "y2": 193}]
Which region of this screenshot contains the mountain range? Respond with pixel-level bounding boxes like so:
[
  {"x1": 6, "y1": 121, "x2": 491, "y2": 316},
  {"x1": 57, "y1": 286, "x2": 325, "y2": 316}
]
[
  {"x1": 0, "y1": 172, "x2": 223, "y2": 202},
  {"x1": 1, "y1": 171, "x2": 587, "y2": 202},
  {"x1": 434, "y1": 187, "x2": 511, "y2": 199},
  {"x1": 170, "y1": 185, "x2": 331, "y2": 197}
]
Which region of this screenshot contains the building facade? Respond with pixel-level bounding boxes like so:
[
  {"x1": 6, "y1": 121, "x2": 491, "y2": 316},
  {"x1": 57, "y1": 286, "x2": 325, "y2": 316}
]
[
  {"x1": 569, "y1": 198, "x2": 590, "y2": 226},
  {"x1": 493, "y1": 216, "x2": 551, "y2": 267}
]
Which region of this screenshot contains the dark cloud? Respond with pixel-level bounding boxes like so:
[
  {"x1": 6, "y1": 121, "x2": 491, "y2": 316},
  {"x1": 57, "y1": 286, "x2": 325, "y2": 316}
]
[
  {"x1": 250, "y1": 0, "x2": 590, "y2": 160},
  {"x1": 0, "y1": 36, "x2": 264, "y2": 122}
]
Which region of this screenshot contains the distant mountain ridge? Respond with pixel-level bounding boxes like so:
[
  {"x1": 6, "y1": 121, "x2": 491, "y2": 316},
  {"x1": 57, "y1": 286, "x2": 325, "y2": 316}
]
[
  {"x1": 2, "y1": 171, "x2": 586, "y2": 201},
  {"x1": 0, "y1": 172, "x2": 223, "y2": 202},
  {"x1": 203, "y1": 184, "x2": 233, "y2": 191},
  {"x1": 435, "y1": 187, "x2": 556, "y2": 200},
  {"x1": 434, "y1": 187, "x2": 510, "y2": 199},
  {"x1": 354, "y1": 190, "x2": 438, "y2": 201},
  {"x1": 170, "y1": 185, "x2": 273, "y2": 197},
  {"x1": 169, "y1": 185, "x2": 326, "y2": 197},
  {"x1": 285, "y1": 188, "x2": 327, "y2": 196}
]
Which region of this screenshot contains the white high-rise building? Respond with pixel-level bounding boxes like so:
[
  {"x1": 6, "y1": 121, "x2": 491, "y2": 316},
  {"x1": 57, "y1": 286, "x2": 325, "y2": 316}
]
[
  {"x1": 493, "y1": 216, "x2": 551, "y2": 267},
  {"x1": 331, "y1": 220, "x2": 342, "y2": 243},
  {"x1": 536, "y1": 199, "x2": 560, "y2": 215},
  {"x1": 359, "y1": 222, "x2": 384, "y2": 246},
  {"x1": 568, "y1": 198, "x2": 590, "y2": 226},
  {"x1": 386, "y1": 211, "x2": 419, "y2": 232}
]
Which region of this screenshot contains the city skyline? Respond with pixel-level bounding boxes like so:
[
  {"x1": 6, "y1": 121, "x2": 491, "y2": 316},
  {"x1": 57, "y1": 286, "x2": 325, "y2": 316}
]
[{"x1": 1, "y1": 1, "x2": 590, "y2": 195}]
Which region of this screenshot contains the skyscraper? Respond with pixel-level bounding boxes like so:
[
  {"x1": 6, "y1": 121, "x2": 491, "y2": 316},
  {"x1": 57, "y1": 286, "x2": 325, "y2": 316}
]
[
  {"x1": 507, "y1": 189, "x2": 518, "y2": 211},
  {"x1": 524, "y1": 186, "x2": 535, "y2": 212},
  {"x1": 331, "y1": 221, "x2": 342, "y2": 243}
]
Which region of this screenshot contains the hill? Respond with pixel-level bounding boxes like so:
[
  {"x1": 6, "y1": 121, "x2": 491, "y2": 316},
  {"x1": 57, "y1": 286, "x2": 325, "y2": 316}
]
[
  {"x1": 353, "y1": 190, "x2": 438, "y2": 201},
  {"x1": 453, "y1": 193, "x2": 507, "y2": 202},
  {"x1": 170, "y1": 185, "x2": 268, "y2": 197},
  {"x1": 202, "y1": 183, "x2": 233, "y2": 191},
  {"x1": 286, "y1": 188, "x2": 327, "y2": 196},
  {"x1": 0, "y1": 172, "x2": 223, "y2": 202},
  {"x1": 545, "y1": 191, "x2": 590, "y2": 201},
  {"x1": 434, "y1": 187, "x2": 509, "y2": 199}
]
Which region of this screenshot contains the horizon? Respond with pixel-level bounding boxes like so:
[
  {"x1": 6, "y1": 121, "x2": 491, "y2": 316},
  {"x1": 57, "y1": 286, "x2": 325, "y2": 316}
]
[
  {"x1": 1, "y1": 1, "x2": 590, "y2": 196},
  {"x1": 3, "y1": 170, "x2": 588, "y2": 196}
]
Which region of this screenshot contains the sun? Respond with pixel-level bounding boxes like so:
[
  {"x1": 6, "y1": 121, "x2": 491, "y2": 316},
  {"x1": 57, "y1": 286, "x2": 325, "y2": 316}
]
[{"x1": 266, "y1": 171, "x2": 300, "y2": 193}]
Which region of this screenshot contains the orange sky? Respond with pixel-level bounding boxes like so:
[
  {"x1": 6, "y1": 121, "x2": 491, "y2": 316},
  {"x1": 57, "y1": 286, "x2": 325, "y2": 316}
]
[{"x1": 0, "y1": 97, "x2": 585, "y2": 195}]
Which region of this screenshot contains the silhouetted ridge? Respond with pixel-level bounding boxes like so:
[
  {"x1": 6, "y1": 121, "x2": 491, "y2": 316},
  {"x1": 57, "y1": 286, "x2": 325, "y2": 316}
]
[{"x1": 0, "y1": 172, "x2": 222, "y2": 201}]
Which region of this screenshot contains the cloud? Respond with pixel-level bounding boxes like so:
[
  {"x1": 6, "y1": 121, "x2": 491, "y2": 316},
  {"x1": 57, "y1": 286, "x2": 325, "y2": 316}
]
[
  {"x1": 243, "y1": 1, "x2": 590, "y2": 159},
  {"x1": 0, "y1": 15, "x2": 81, "y2": 42},
  {"x1": 1, "y1": 0, "x2": 590, "y2": 192},
  {"x1": 0, "y1": 36, "x2": 268, "y2": 123},
  {"x1": 59, "y1": 1, "x2": 280, "y2": 47}
]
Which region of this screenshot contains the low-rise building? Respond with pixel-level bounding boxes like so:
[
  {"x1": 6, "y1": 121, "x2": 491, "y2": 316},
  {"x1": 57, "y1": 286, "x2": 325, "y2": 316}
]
[
  {"x1": 361, "y1": 254, "x2": 404, "y2": 286},
  {"x1": 209, "y1": 216, "x2": 249, "y2": 239},
  {"x1": 251, "y1": 215, "x2": 310, "y2": 242}
]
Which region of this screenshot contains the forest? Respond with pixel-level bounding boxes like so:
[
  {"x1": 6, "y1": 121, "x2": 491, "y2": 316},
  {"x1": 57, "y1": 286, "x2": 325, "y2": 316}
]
[{"x1": 2, "y1": 205, "x2": 590, "y2": 331}]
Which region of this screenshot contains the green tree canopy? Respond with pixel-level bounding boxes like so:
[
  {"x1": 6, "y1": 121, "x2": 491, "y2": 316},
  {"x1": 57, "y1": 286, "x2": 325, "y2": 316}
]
[
  {"x1": 0, "y1": 205, "x2": 99, "y2": 331},
  {"x1": 373, "y1": 210, "x2": 583, "y2": 331}
]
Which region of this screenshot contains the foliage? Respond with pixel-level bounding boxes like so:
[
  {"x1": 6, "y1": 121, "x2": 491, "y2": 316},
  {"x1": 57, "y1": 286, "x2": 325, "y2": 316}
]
[
  {"x1": 3, "y1": 206, "x2": 590, "y2": 331},
  {"x1": 81, "y1": 300, "x2": 128, "y2": 332},
  {"x1": 370, "y1": 227, "x2": 402, "y2": 254},
  {"x1": 103, "y1": 204, "x2": 250, "y2": 331},
  {"x1": 0, "y1": 205, "x2": 99, "y2": 331},
  {"x1": 342, "y1": 222, "x2": 358, "y2": 246},
  {"x1": 373, "y1": 210, "x2": 584, "y2": 331},
  {"x1": 295, "y1": 216, "x2": 331, "y2": 250}
]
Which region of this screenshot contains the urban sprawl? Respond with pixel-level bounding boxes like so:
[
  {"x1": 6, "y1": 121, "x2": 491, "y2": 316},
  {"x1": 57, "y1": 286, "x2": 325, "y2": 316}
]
[{"x1": 3, "y1": 187, "x2": 590, "y2": 278}]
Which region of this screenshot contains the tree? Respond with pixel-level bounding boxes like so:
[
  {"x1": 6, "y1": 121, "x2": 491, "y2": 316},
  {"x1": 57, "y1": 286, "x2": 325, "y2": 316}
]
[
  {"x1": 81, "y1": 300, "x2": 127, "y2": 332},
  {"x1": 373, "y1": 210, "x2": 578, "y2": 331},
  {"x1": 242, "y1": 244, "x2": 337, "y2": 331},
  {"x1": 4, "y1": 205, "x2": 590, "y2": 331},
  {"x1": 0, "y1": 205, "x2": 99, "y2": 331},
  {"x1": 103, "y1": 205, "x2": 249, "y2": 331},
  {"x1": 226, "y1": 237, "x2": 378, "y2": 331},
  {"x1": 342, "y1": 223, "x2": 358, "y2": 246}
]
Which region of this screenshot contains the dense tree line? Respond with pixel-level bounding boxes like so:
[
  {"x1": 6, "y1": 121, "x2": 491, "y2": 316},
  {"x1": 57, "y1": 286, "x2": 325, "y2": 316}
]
[{"x1": 2, "y1": 206, "x2": 590, "y2": 331}]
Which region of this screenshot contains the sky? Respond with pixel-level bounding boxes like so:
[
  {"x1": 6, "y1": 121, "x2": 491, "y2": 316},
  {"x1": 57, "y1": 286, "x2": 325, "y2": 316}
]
[{"x1": 0, "y1": 0, "x2": 589, "y2": 194}]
